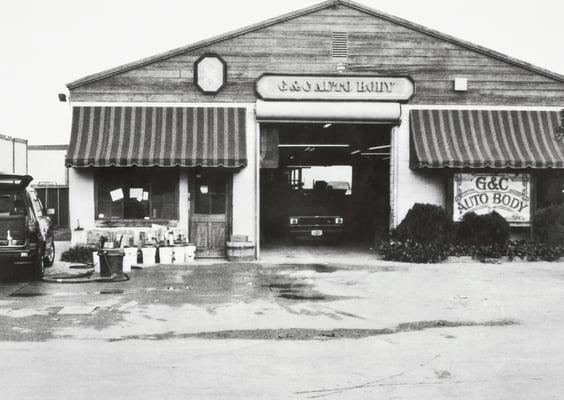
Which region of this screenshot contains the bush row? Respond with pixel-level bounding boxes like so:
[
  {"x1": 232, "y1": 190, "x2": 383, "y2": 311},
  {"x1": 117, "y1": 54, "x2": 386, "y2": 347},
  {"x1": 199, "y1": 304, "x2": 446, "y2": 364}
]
[
  {"x1": 60, "y1": 245, "x2": 97, "y2": 264},
  {"x1": 391, "y1": 203, "x2": 511, "y2": 247},
  {"x1": 379, "y1": 203, "x2": 564, "y2": 263},
  {"x1": 378, "y1": 240, "x2": 564, "y2": 263}
]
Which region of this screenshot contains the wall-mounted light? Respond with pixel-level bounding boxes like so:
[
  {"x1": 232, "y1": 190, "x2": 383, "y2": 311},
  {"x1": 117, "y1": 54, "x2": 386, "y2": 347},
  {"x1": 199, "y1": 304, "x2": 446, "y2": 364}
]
[
  {"x1": 58, "y1": 93, "x2": 67, "y2": 102},
  {"x1": 454, "y1": 78, "x2": 468, "y2": 92}
]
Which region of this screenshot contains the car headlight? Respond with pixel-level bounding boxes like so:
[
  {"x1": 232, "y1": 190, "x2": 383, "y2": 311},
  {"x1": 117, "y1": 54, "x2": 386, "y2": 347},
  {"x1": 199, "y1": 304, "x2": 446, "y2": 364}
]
[
  {"x1": 289, "y1": 218, "x2": 298, "y2": 225},
  {"x1": 335, "y1": 217, "x2": 344, "y2": 224}
]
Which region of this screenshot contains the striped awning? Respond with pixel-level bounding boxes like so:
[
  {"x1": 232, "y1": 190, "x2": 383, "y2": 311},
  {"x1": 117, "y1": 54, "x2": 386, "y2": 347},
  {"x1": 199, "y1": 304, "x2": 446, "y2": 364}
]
[
  {"x1": 65, "y1": 106, "x2": 247, "y2": 168},
  {"x1": 410, "y1": 109, "x2": 564, "y2": 168}
]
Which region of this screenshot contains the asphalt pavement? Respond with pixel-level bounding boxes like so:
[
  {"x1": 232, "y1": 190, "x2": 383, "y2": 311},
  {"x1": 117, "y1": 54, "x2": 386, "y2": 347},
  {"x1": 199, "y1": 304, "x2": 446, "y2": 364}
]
[{"x1": 0, "y1": 255, "x2": 563, "y2": 399}]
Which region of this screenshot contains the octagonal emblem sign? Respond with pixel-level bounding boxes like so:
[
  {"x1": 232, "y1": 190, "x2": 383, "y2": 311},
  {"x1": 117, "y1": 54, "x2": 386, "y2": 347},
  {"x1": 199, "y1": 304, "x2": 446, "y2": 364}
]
[{"x1": 194, "y1": 53, "x2": 227, "y2": 94}]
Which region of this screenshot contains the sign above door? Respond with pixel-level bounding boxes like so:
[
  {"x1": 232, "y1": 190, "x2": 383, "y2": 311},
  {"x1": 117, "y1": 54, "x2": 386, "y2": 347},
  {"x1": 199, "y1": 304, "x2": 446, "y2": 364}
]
[{"x1": 255, "y1": 74, "x2": 414, "y2": 102}]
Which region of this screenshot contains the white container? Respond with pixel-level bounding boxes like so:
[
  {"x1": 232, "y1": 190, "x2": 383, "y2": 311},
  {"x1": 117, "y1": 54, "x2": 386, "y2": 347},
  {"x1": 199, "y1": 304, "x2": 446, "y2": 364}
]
[
  {"x1": 158, "y1": 247, "x2": 173, "y2": 264},
  {"x1": 171, "y1": 246, "x2": 185, "y2": 264},
  {"x1": 92, "y1": 251, "x2": 100, "y2": 272},
  {"x1": 122, "y1": 247, "x2": 137, "y2": 273},
  {"x1": 185, "y1": 245, "x2": 196, "y2": 263},
  {"x1": 141, "y1": 247, "x2": 156, "y2": 265}
]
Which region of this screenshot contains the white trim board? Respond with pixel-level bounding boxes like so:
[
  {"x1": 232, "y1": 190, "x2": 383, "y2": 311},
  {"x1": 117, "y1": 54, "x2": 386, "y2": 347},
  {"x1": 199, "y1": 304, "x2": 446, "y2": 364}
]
[
  {"x1": 404, "y1": 105, "x2": 564, "y2": 111},
  {"x1": 68, "y1": 101, "x2": 255, "y2": 109}
]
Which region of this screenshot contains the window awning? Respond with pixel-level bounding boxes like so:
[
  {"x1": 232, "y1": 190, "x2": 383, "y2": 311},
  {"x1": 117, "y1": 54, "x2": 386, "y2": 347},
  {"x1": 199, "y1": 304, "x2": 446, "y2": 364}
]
[
  {"x1": 65, "y1": 106, "x2": 247, "y2": 168},
  {"x1": 410, "y1": 109, "x2": 564, "y2": 168}
]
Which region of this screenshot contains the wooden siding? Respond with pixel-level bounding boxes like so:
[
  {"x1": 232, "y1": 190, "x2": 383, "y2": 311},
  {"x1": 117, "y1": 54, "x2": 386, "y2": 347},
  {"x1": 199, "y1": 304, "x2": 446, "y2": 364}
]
[{"x1": 70, "y1": 4, "x2": 564, "y2": 106}]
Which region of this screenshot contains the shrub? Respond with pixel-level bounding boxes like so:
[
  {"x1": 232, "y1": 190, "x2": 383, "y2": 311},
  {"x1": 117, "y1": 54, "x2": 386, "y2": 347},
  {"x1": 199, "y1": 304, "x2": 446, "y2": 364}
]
[
  {"x1": 456, "y1": 211, "x2": 510, "y2": 247},
  {"x1": 506, "y1": 240, "x2": 564, "y2": 261},
  {"x1": 532, "y1": 205, "x2": 564, "y2": 245},
  {"x1": 378, "y1": 241, "x2": 449, "y2": 263},
  {"x1": 392, "y1": 203, "x2": 454, "y2": 244},
  {"x1": 60, "y1": 245, "x2": 97, "y2": 264}
]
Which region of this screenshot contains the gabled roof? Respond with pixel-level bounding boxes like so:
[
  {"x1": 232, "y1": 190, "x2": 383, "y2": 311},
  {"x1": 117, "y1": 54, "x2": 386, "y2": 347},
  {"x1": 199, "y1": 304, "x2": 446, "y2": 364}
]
[{"x1": 67, "y1": 0, "x2": 564, "y2": 89}]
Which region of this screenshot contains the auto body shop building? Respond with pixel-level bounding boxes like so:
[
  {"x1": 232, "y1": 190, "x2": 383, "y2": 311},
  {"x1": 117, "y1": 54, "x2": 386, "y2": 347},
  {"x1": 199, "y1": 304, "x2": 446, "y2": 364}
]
[{"x1": 65, "y1": 0, "x2": 564, "y2": 258}]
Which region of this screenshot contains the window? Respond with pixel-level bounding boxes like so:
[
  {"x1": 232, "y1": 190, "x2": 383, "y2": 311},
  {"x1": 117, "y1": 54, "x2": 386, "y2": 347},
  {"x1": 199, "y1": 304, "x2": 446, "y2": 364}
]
[
  {"x1": 536, "y1": 173, "x2": 564, "y2": 208},
  {"x1": 193, "y1": 171, "x2": 227, "y2": 214},
  {"x1": 291, "y1": 166, "x2": 352, "y2": 194},
  {"x1": 95, "y1": 168, "x2": 177, "y2": 220},
  {"x1": 0, "y1": 190, "x2": 26, "y2": 216}
]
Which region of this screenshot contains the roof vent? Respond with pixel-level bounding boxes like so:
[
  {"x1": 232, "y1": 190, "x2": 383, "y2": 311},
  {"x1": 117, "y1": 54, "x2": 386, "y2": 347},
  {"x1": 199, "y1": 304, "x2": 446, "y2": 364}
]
[{"x1": 332, "y1": 31, "x2": 348, "y2": 59}]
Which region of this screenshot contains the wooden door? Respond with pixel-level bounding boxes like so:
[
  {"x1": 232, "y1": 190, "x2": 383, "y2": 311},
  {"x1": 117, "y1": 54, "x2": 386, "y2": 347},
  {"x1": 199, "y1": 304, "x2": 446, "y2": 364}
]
[{"x1": 189, "y1": 171, "x2": 231, "y2": 258}]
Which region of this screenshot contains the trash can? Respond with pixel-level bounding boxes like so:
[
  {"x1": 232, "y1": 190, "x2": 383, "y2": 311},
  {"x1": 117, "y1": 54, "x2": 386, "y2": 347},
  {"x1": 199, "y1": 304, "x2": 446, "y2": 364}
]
[{"x1": 98, "y1": 249, "x2": 125, "y2": 277}]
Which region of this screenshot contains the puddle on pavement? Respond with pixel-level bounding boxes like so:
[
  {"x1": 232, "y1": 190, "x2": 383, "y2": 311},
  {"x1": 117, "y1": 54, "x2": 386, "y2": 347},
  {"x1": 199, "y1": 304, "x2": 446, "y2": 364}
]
[
  {"x1": 0, "y1": 263, "x2": 354, "y2": 341},
  {"x1": 117, "y1": 263, "x2": 349, "y2": 306},
  {"x1": 257, "y1": 266, "x2": 346, "y2": 302}
]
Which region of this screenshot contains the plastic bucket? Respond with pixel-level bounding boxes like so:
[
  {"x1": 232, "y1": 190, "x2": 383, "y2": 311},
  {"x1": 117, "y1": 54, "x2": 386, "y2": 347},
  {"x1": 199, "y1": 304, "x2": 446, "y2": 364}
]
[
  {"x1": 141, "y1": 247, "x2": 156, "y2": 265},
  {"x1": 98, "y1": 249, "x2": 125, "y2": 277},
  {"x1": 122, "y1": 247, "x2": 137, "y2": 273},
  {"x1": 159, "y1": 247, "x2": 173, "y2": 264},
  {"x1": 92, "y1": 251, "x2": 101, "y2": 272},
  {"x1": 172, "y1": 246, "x2": 185, "y2": 264},
  {"x1": 185, "y1": 245, "x2": 196, "y2": 263}
]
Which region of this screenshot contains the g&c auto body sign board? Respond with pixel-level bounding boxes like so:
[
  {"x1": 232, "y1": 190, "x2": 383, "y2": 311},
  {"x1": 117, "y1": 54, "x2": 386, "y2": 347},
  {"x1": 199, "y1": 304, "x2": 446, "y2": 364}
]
[{"x1": 453, "y1": 173, "x2": 531, "y2": 225}]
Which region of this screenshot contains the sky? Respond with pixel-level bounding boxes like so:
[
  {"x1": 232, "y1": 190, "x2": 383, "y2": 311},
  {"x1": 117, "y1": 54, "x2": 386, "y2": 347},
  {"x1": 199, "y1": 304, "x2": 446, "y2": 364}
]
[{"x1": 0, "y1": 0, "x2": 563, "y2": 145}]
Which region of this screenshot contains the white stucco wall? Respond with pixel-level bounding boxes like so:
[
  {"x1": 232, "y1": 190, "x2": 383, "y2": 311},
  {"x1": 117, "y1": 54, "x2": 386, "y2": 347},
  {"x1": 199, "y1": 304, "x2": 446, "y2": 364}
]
[
  {"x1": 231, "y1": 107, "x2": 257, "y2": 244},
  {"x1": 178, "y1": 170, "x2": 189, "y2": 238},
  {"x1": 390, "y1": 105, "x2": 445, "y2": 227},
  {"x1": 68, "y1": 168, "x2": 95, "y2": 244}
]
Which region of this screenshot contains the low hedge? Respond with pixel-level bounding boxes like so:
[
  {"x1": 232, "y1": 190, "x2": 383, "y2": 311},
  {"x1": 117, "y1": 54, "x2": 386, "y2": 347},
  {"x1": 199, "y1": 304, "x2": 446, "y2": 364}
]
[
  {"x1": 506, "y1": 240, "x2": 564, "y2": 261},
  {"x1": 60, "y1": 245, "x2": 97, "y2": 264},
  {"x1": 380, "y1": 204, "x2": 534, "y2": 263},
  {"x1": 378, "y1": 240, "x2": 564, "y2": 263},
  {"x1": 378, "y1": 241, "x2": 449, "y2": 263}
]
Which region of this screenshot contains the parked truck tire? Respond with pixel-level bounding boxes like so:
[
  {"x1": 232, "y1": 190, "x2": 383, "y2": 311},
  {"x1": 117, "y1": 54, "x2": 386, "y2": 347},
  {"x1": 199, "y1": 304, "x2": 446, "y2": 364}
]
[
  {"x1": 43, "y1": 240, "x2": 55, "y2": 268},
  {"x1": 31, "y1": 254, "x2": 45, "y2": 281}
]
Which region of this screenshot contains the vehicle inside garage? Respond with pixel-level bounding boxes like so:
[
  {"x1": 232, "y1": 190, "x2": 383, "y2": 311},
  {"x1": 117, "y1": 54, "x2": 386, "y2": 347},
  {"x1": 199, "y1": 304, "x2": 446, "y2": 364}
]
[{"x1": 260, "y1": 123, "x2": 392, "y2": 249}]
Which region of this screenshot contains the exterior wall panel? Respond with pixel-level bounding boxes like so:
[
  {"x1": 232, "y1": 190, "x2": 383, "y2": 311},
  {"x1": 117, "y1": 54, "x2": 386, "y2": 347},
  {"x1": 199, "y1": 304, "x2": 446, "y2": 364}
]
[
  {"x1": 231, "y1": 108, "x2": 257, "y2": 243},
  {"x1": 70, "y1": 5, "x2": 564, "y2": 106},
  {"x1": 68, "y1": 168, "x2": 95, "y2": 244}
]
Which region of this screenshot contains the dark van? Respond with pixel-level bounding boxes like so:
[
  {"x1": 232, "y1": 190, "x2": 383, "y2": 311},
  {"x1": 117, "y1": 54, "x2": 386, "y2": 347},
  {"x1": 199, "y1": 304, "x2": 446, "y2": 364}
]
[{"x1": 0, "y1": 174, "x2": 55, "y2": 279}]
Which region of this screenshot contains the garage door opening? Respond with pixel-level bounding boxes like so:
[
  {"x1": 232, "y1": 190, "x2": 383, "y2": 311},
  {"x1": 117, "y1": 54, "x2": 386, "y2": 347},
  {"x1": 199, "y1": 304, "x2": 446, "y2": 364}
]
[{"x1": 260, "y1": 123, "x2": 391, "y2": 250}]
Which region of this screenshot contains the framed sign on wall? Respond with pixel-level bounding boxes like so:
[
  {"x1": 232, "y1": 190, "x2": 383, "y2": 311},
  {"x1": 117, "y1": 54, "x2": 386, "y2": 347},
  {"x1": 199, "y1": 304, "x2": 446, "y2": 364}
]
[
  {"x1": 194, "y1": 53, "x2": 227, "y2": 94},
  {"x1": 453, "y1": 173, "x2": 531, "y2": 225}
]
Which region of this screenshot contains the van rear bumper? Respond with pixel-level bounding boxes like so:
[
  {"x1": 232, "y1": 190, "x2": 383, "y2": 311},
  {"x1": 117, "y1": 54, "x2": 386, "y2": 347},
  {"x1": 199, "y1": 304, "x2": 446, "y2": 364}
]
[{"x1": 0, "y1": 245, "x2": 39, "y2": 266}]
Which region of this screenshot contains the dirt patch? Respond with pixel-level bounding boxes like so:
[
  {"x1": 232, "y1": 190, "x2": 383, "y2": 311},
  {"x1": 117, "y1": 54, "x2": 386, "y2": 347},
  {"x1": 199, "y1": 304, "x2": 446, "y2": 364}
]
[
  {"x1": 108, "y1": 319, "x2": 517, "y2": 341},
  {"x1": 277, "y1": 292, "x2": 327, "y2": 301},
  {"x1": 0, "y1": 307, "x2": 126, "y2": 341},
  {"x1": 9, "y1": 291, "x2": 47, "y2": 298}
]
